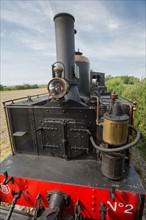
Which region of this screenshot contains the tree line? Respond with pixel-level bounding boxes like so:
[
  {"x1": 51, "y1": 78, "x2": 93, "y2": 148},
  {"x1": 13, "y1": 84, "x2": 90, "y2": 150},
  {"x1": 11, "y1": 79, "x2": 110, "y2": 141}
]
[{"x1": 0, "y1": 84, "x2": 46, "y2": 91}]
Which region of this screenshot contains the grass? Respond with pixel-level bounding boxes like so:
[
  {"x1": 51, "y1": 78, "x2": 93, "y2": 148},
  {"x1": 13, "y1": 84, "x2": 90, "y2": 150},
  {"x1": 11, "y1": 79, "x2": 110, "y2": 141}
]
[
  {"x1": 134, "y1": 165, "x2": 142, "y2": 176},
  {"x1": 0, "y1": 144, "x2": 11, "y2": 162},
  {"x1": 136, "y1": 140, "x2": 146, "y2": 161}
]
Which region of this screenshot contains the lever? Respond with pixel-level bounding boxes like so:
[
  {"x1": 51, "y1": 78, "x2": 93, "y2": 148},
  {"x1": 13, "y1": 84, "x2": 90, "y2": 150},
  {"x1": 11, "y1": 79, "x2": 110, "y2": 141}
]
[
  {"x1": 2, "y1": 171, "x2": 14, "y2": 185},
  {"x1": 110, "y1": 186, "x2": 116, "y2": 202},
  {"x1": 100, "y1": 203, "x2": 107, "y2": 220},
  {"x1": 6, "y1": 190, "x2": 22, "y2": 220}
]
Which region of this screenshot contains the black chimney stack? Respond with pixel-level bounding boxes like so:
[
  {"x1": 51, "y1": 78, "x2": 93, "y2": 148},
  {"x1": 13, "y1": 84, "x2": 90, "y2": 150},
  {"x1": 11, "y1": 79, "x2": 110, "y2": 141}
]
[{"x1": 53, "y1": 13, "x2": 81, "y2": 102}]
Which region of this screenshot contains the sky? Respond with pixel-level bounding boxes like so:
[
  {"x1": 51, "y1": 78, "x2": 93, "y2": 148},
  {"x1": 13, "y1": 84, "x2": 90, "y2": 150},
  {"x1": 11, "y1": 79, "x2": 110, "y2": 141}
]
[{"x1": 0, "y1": 0, "x2": 145, "y2": 86}]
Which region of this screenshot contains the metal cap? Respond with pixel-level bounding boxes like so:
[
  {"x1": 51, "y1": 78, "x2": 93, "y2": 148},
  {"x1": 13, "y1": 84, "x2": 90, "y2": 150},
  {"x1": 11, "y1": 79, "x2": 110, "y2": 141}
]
[{"x1": 54, "y1": 12, "x2": 75, "y2": 21}]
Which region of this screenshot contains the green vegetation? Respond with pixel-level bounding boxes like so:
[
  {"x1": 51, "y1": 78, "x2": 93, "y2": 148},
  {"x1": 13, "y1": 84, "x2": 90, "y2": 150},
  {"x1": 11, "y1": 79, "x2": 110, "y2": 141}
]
[
  {"x1": 105, "y1": 75, "x2": 146, "y2": 159},
  {"x1": 0, "y1": 84, "x2": 46, "y2": 91}
]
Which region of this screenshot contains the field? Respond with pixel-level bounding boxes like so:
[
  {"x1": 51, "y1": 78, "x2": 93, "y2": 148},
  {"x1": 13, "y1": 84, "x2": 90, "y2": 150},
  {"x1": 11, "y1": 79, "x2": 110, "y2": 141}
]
[{"x1": 0, "y1": 88, "x2": 47, "y2": 161}]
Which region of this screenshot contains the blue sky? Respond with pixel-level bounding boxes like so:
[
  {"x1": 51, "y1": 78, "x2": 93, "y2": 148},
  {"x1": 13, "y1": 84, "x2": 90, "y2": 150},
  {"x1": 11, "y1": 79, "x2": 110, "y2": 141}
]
[{"x1": 1, "y1": 0, "x2": 145, "y2": 85}]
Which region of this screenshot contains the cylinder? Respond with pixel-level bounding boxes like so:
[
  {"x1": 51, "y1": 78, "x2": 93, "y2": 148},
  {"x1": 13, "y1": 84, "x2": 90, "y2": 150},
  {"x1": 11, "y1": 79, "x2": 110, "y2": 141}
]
[
  {"x1": 101, "y1": 152, "x2": 125, "y2": 180},
  {"x1": 103, "y1": 113, "x2": 129, "y2": 146},
  {"x1": 54, "y1": 13, "x2": 75, "y2": 82}
]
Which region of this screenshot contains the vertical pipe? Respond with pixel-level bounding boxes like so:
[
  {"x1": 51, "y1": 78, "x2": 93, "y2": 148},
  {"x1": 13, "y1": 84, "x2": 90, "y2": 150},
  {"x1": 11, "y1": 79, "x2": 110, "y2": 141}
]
[
  {"x1": 54, "y1": 13, "x2": 75, "y2": 82},
  {"x1": 53, "y1": 13, "x2": 81, "y2": 102}
]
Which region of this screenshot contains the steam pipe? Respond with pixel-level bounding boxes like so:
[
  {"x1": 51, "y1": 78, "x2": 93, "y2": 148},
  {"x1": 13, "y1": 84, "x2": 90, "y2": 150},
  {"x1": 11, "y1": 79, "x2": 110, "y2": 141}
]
[{"x1": 89, "y1": 125, "x2": 140, "y2": 152}]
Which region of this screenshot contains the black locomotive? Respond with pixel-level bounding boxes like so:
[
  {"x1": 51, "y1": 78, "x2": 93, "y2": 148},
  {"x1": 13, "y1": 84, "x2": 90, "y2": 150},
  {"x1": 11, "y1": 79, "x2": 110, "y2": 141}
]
[{"x1": 0, "y1": 13, "x2": 145, "y2": 220}]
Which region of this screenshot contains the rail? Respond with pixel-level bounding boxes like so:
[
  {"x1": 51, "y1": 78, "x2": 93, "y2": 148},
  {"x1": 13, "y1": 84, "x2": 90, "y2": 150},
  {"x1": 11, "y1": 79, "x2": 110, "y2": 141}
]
[{"x1": 2, "y1": 93, "x2": 48, "y2": 106}]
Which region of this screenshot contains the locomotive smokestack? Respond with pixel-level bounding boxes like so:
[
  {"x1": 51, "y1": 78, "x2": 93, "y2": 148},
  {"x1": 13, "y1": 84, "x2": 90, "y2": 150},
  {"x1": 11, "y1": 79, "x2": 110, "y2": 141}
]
[
  {"x1": 53, "y1": 13, "x2": 81, "y2": 102},
  {"x1": 54, "y1": 13, "x2": 75, "y2": 81}
]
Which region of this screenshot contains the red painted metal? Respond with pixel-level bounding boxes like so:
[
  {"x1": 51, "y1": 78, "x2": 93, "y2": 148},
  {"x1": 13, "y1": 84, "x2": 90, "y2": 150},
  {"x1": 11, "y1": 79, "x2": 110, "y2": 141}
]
[{"x1": 0, "y1": 174, "x2": 143, "y2": 220}]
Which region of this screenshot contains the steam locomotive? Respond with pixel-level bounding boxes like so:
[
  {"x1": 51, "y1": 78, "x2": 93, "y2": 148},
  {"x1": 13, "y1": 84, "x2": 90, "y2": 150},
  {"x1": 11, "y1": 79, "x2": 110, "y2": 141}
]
[{"x1": 0, "y1": 13, "x2": 145, "y2": 220}]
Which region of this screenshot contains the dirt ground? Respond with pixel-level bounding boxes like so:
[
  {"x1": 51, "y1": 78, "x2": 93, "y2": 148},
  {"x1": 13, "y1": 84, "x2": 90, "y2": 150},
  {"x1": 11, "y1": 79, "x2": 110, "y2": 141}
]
[{"x1": 0, "y1": 88, "x2": 47, "y2": 161}]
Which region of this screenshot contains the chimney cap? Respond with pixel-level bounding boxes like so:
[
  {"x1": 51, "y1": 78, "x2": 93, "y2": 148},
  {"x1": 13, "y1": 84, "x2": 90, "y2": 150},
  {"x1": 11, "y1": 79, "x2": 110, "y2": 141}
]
[{"x1": 54, "y1": 13, "x2": 75, "y2": 21}]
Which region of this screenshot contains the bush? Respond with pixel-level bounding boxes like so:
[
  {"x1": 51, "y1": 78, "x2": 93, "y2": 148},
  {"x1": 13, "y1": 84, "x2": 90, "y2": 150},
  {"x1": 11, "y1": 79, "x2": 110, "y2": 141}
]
[
  {"x1": 0, "y1": 84, "x2": 4, "y2": 91},
  {"x1": 105, "y1": 76, "x2": 146, "y2": 157},
  {"x1": 106, "y1": 77, "x2": 126, "y2": 96}
]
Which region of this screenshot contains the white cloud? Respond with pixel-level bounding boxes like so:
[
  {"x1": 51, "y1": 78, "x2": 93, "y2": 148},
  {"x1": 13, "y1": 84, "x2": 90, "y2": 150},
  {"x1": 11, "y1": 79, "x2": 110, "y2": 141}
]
[
  {"x1": 1, "y1": 0, "x2": 53, "y2": 33},
  {"x1": 108, "y1": 20, "x2": 119, "y2": 30},
  {"x1": 1, "y1": 0, "x2": 145, "y2": 85},
  {"x1": 21, "y1": 39, "x2": 45, "y2": 50}
]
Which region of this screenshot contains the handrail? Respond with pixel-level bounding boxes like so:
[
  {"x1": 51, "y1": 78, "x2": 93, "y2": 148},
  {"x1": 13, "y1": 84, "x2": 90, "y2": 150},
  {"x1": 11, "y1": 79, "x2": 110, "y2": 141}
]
[{"x1": 2, "y1": 93, "x2": 48, "y2": 106}]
